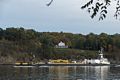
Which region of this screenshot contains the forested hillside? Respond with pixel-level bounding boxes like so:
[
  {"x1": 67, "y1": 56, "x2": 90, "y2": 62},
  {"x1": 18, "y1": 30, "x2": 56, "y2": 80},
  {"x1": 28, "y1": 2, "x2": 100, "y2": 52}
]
[{"x1": 0, "y1": 27, "x2": 120, "y2": 63}]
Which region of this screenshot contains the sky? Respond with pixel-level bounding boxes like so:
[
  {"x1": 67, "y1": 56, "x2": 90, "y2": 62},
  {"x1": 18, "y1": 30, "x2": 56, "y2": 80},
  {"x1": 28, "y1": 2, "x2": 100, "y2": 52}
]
[{"x1": 0, "y1": 0, "x2": 120, "y2": 34}]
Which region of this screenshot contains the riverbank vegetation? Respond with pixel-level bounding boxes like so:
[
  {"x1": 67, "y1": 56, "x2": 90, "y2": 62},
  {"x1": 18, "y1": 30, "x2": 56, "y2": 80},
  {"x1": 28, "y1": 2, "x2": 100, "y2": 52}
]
[{"x1": 0, "y1": 27, "x2": 120, "y2": 64}]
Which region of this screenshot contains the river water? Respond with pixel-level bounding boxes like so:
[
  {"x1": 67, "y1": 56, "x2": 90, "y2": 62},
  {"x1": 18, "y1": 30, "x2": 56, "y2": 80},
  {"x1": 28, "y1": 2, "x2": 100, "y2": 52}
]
[{"x1": 0, "y1": 65, "x2": 120, "y2": 80}]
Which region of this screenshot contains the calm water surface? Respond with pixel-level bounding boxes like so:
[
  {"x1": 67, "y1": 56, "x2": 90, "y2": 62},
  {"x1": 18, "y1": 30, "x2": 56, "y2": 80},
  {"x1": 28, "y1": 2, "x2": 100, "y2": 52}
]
[{"x1": 0, "y1": 65, "x2": 120, "y2": 80}]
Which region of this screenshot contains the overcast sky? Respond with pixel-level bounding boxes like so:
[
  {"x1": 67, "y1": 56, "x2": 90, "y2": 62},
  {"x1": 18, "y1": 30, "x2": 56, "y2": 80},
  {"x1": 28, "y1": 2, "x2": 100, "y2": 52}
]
[{"x1": 0, "y1": 0, "x2": 120, "y2": 34}]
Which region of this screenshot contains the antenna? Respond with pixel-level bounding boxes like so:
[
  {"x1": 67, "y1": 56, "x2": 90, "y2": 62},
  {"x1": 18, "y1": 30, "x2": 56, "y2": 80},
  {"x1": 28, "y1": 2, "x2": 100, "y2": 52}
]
[{"x1": 100, "y1": 47, "x2": 104, "y2": 54}]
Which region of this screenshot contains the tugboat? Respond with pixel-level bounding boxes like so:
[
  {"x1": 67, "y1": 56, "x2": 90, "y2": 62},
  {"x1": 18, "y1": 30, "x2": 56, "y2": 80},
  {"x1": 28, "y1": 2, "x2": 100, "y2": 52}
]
[
  {"x1": 99, "y1": 52, "x2": 110, "y2": 64},
  {"x1": 85, "y1": 48, "x2": 110, "y2": 65}
]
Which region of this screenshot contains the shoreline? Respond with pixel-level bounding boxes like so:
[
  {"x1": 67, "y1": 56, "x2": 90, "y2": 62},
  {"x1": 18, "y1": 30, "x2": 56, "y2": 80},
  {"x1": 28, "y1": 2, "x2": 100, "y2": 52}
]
[
  {"x1": 36, "y1": 63, "x2": 115, "y2": 66},
  {"x1": 0, "y1": 63, "x2": 117, "y2": 67}
]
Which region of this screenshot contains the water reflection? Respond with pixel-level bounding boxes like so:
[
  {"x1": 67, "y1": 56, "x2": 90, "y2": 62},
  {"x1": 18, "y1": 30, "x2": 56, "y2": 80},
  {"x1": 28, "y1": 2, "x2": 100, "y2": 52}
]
[
  {"x1": 0, "y1": 65, "x2": 120, "y2": 80},
  {"x1": 48, "y1": 66, "x2": 110, "y2": 80},
  {"x1": 94, "y1": 66, "x2": 109, "y2": 80}
]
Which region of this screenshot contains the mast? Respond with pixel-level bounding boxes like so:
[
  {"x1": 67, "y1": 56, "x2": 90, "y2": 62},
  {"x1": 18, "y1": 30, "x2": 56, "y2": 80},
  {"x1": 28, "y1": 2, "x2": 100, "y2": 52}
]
[{"x1": 99, "y1": 47, "x2": 104, "y2": 59}]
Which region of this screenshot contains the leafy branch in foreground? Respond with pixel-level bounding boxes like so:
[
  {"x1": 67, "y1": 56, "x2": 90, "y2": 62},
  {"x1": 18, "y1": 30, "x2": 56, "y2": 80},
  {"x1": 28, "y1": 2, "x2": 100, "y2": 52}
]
[
  {"x1": 81, "y1": 0, "x2": 110, "y2": 21},
  {"x1": 81, "y1": 0, "x2": 120, "y2": 20},
  {"x1": 114, "y1": 0, "x2": 120, "y2": 19},
  {"x1": 46, "y1": 0, "x2": 53, "y2": 6},
  {"x1": 46, "y1": 0, "x2": 120, "y2": 20}
]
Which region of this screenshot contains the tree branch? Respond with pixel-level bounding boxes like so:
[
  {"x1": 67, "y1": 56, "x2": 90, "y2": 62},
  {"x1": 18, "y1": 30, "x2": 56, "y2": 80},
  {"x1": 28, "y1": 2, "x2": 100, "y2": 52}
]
[{"x1": 46, "y1": 0, "x2": 53, "y2": 6}]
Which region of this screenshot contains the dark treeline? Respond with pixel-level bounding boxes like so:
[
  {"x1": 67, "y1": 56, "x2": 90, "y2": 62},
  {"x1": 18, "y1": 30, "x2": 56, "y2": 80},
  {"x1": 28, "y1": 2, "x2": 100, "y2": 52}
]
[{"x1": 0, "y1": 27, "x2": 120, "y2": 63}]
